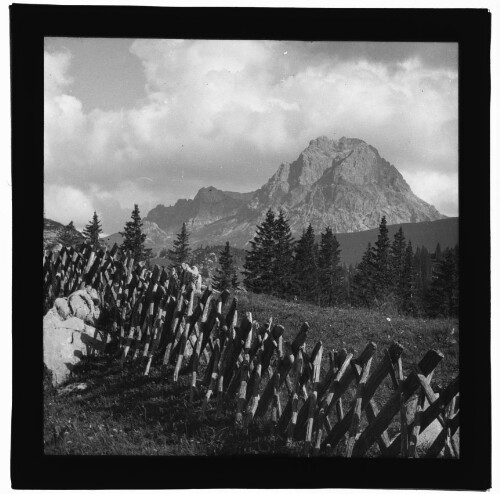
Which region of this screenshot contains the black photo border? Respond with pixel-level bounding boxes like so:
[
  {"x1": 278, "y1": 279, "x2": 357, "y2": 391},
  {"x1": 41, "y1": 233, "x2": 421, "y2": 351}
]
[{"x1": 10, "y1": 4, "x2": 491, "y2": 490}]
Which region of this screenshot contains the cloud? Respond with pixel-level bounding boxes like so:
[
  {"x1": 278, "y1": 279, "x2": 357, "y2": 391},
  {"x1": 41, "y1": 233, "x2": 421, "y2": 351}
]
[
  {"x1": 404, "y1": 170, "x2": 459, "y2": 217},
  {"x1": 44, "y1": 40, "x2": 458, "y2": 231},
  {"x1": 44, "y1": 184, "x2": 94, "y2": 226}
]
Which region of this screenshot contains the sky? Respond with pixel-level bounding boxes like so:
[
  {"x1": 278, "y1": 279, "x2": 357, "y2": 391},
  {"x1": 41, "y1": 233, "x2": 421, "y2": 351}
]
[{"x1": 44, "y1": 38, "x2": 458, "y2": 234}]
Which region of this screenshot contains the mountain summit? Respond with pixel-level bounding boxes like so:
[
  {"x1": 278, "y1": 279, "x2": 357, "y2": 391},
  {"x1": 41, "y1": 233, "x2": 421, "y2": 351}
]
[{"x1": 144, "y1": 136, "x2": 446, "y2": 248}]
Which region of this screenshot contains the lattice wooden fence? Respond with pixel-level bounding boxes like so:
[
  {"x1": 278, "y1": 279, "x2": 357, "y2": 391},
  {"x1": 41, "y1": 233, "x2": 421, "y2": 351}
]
[{"x1": 43, "y1": 244, "x2": 460, "y2": 458}]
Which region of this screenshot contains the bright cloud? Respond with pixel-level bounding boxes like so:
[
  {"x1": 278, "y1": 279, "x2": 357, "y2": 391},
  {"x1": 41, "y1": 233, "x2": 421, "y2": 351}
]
[{"x1": 44, "y1": 40, "x2": 458, "y2": 233}]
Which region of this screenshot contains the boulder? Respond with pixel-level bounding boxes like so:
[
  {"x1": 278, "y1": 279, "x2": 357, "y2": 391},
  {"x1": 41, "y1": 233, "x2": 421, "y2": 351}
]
[
  {"x1": 43, "y1": 287, "x2": 109, "y2": 387},
  {"x1": 68, "y1": 287, "x2": 100, "y2": 325}
]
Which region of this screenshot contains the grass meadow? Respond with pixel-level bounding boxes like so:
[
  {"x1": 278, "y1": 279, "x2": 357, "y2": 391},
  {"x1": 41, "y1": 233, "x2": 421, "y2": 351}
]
[{"x1": 44, "y1": 292, "x2": 459, "y2": 456}]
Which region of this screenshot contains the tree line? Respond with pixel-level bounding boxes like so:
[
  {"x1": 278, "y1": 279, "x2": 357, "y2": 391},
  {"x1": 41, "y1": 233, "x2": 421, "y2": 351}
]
[
  {"x1": 50, "y1": 205, "x2": 458, "y2": 318},
  {"x1": 242, "y1": 210, "x2": 458, "y2": 318}
]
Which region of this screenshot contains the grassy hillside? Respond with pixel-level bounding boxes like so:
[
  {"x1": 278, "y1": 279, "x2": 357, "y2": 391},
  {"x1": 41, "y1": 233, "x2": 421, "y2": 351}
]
[{"x1": 44, "y1": 292, "x2": 458, "y2": 456}]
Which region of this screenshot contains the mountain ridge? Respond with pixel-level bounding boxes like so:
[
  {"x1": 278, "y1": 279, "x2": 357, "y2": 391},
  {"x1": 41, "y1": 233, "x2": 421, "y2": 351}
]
[{"x1": 143, "y1": 135, "x2": 446, "y2": 247}]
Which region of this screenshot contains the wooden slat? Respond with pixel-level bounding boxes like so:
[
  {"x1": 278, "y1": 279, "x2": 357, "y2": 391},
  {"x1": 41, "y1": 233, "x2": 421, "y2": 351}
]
[
  {"x1": 352, "y1": 349, "x2": 444, "y2": 457},
  {"x1": 346, "y1": 357, "x2": 373, "y2": 457}
]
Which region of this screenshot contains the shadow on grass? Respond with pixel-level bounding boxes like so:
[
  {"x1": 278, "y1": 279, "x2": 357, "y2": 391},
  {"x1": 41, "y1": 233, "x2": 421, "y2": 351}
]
[{"x1": 44, "y1": 355, "x2": 305, "y2": 456}]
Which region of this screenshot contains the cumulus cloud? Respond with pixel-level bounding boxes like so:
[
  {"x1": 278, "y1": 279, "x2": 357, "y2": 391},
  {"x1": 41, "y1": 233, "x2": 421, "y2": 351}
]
[{"x1": 44, "y1": 40, "x2": 458, "y2": 232}]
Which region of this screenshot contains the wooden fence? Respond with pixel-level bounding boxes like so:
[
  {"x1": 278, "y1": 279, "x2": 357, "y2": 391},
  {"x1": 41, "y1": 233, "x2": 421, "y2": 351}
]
[{"x1": 43, "y1": 244, "x2": 460, "y2": 458}]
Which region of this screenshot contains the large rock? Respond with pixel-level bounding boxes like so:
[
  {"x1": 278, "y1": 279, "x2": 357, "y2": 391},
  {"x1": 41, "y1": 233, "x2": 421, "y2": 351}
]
[{"x1": 43, "y1": 287, "x2": 109, "y2": 387}]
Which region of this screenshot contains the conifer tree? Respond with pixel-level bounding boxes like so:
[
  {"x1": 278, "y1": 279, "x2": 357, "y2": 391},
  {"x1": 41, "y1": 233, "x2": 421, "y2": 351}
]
[
  {"x1": 168, "y1": 222, "x2": 192, "y2": 269},
  {"x1": 272, "y1": 209, "x2": 295, "y2": 297},
  {"x1": 82, "y1": 211, "x2": 103, "y2": 250},
  {"x1": 435, "y1": 243, "x2": 442, "y2": 263},
  {"x1": 243, "y1": 209, "x2": 276, "y2": 294},
  {"x1": 119, "y1": 204, "x2": 152, "y2": 262},
  {"x1": 400, "y1": 241, "x2": 416, "y2": 314},
  {"x1": 58, "y1": 221, "x2": 81, "y2": 248},
  {"x1": 373, "y1": 216, "x2": 391, "y2": 301},
  {"x1": 293, "y1": 224, "x2": 318, "y2": 302},
  {"x1": 317, "y1": 227, "x2": 343, "y2": 306},
  {"x1": 427, "y1": 246, "x2": 458, "y2": 317},
  {"x1": 213, "y1": 242, "x2": 237, "y2": 291},
  {"x1": 389, "y1": 226, "x2": 407, "y2": 310},
  {"x1": 413, "y1": 245, "x2": 432, "y2": 313},
  {"x1": 352, "y1": 242, "x2": 377, "y2": 306}
]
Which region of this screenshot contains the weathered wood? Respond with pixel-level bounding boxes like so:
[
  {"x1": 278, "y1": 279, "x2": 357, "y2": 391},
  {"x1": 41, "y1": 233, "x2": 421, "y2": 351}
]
[
  {"x1": 278, "y1": 342, "x2": 320, "y2": 436},
  {"x1": 244, "y1": 348, "x2": 263, "y2": 426},
  {"x1": 224, "y1": 313, "x2": 254, "y2": 392},
  {"x1": 353, "y1": 350, "x2": 444, "y2": 457},
  {"x1": 270, "y1": 371, "x2": 281, "y2": 425},
  {"x1": 365, "y1": 400, "x2": 390, "y2": 453},
  {"x1": 345, "y1": 357, "x2": 373, "y2": 457},
  {"x1": 397, "y1": 357, "x2": 409, "y2": 457},
  {"x1": 424, "y1": 411, "x2": 460, "y2": 458},
  {"x1": 294, "y1": 350, "x2": 338, "y2": 440},
  {"x1": 235, "y1": 317, "x2": 254, "y2": 427},
  {"x1": 321, "y1": 342, "x2": 377, "y2": 421},
  {"x1": 255, "y1": 342, "x2": 294, "y2": 418},
  {"x1": 201, "y1": 340, "x2": 220, "y2": 415},
  {"x1": 304, "y1": 343, "x2": 323, "y2": 455},
  {"x1": 285, "y1": 348, "x2": 304, "y2": 444},
  {"x1": 173, "y1": 287, "x2": 195, "y2": 382},
  {"x1": 408, "y1": 389, "x2": 425, "y2": 458}
]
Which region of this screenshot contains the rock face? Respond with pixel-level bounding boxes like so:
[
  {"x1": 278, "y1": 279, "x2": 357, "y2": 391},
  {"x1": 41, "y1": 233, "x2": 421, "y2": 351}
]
[
  {"x1": 43, "y1": 287, "x2": 109, "y2": 387},
  {"x1": 147, "y1": 187, "x2": 255, "y2": 234},
  {"x1": 43, "y1": 218, "x2": 85, "y2": 249},
  {"x1": 115, "y1": 136, "x2": 445, "y2": 249},
  {"x1": 249, "y1": 136, "x2": 445, "y2": 235}
]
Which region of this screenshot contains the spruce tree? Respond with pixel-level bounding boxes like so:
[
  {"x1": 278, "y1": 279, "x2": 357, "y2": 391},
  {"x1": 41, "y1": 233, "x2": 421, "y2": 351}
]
[
  {"x1": 213, "y1": 242, "x2": 237, "y2": 291},
  {"x1": 82, "y1": 211, "x2": 103, "y2": 250},
  {"x1": 168, "y1": 222, "x2": 192, "y2": 269},
  {"x1": 400, "y1": 241, "x2": 416, "y2": 314},
  {"x1": 293, "y1": 224, "x2": 318, "y2": 302},
  {"x1": 373, "y1": 216, "x2": 391, "y2": 302},
  {"x1": 272, "y1": 209, "x2": 295, "y2": 297},
  {"x1": 352, "y1": 242, "x2": 377, "y2": 306},
  {"x1": 58, "y1": 221, "x2": 81, "y2": 248},
  {"x1": 119, "y1": 204, "x2": 152, "y2": 262},
  {"x1": 317, "y1": 227, "x2": 343, "y2": 306},
  {"x1": 413, "y1": 245, "x2": 431, "y2": 313},
  {"x1": 389, "y1": 226, "x2": 407, "y2": 310},
  {"x1": 427, "y1": 246, "x2": 458, "y2": 317},
  {"x1": 243, "y1": 209, "x2": 276, "y2": 294}
]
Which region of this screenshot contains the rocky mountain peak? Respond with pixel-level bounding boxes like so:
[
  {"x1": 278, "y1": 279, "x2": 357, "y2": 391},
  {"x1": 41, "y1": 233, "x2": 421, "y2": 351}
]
[
  {"x1": 194, "y1": 186, "x2": 227, "y2": 204},
  {"x1": 138, "y1": 135, "x2": 446, "y2": 248}
]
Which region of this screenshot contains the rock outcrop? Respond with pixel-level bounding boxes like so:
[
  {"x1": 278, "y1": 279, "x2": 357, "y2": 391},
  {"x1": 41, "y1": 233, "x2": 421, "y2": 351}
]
[
  {"x1": 248, "y1": 136, "x2": 445, "y2": 234},
  {"x1": 43, "y1": 286, "x2": 110, "y2": 387}
]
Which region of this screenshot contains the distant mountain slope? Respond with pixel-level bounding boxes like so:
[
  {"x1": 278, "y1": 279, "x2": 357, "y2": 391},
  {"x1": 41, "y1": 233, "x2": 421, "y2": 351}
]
[
  {"x1": 119, "y1": 217, "x2": 457, "y2": 271},
  {"x1": 43, "y1": 218, "x2": 85, "y2": 248},
  {"x1": 143, "y1": 135, "x2": 446, "y2": 248},
  {"x1": 332, "y1": 217, "x2": 458, "y2": 266},
  {"x1": 147, "y1": 187, "x2": 256, "y2": 234}
]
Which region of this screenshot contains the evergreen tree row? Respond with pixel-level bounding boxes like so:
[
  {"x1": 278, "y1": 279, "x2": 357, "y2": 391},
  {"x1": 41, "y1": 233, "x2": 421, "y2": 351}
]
[
  {"x1": 350, "y1": 216, "x2": 458, "y2": 317},
  {"x1": 243, "y1": 210, "x2": 459, "y2": 318},
  {"x1": 243, "y1": 209, "x2": 345, "y2": 305}
]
